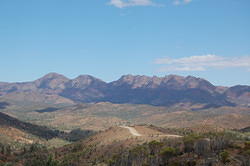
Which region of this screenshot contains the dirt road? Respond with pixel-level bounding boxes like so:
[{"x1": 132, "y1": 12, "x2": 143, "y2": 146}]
[
  {"x1": 120, "y1": 126, "x2": 142, "y2": 136},
  {"x1": 120, "y1": 126, "x2": 183, "y2": 138}
]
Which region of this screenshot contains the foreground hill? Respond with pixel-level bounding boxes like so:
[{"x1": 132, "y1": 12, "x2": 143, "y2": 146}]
[
  {"x1": 0, "y1": 112, "x2": 62, "y2": 140},
  {"x1": 50, "y1": 125, "x2": 184, "y2": 166},
  {"x1": 8, "y1": 125, "x2": 249, "y2": 166},
  {"x1": 0, "y1": 112, "x2": 69, "y2": 151},
  {"x1": 0, "y1": 112, "x2": 70, "y2": 165},
  {"x1": 0, "y1": 112, "x2": 94, "y2": 150},
  {"x1": 0, "y1": 73, "x2": 249, "y2": 107}
]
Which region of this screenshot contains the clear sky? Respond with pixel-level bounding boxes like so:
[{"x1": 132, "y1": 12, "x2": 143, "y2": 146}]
[{"x1": 0, "y1": 0, "x2": 249, "y2": 86}]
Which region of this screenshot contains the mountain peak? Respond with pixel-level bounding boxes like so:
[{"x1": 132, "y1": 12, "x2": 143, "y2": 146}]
[
  {"x1": 75, "y1": 75, "x2": 101, "y2": 81},
  {"x1": 66, "y1": 74, "x2": 106, "y2": 89},
  {"x1": 114, "y1": 75, "x2": 152, "y2": 88},
  {"x1": 39, "y1": 72, "x2": 69, "y2": 80},
  {"x1": 119, "y1": 74, "x2": 150, "y2": 81},
  {"x1": 35, "y1": 73, "x2": 69, "y2": 90},
  {"x1": 165, "y1": 74, "x2": 185, "y2": 79}
]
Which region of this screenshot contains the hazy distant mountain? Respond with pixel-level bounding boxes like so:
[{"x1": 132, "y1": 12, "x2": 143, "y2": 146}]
[
  {"x1": 0, "y1": 73, "x2": 249, "y2": 107},
  {"x1": 0, "y1": 73, "x2": 69, "y2": 95},
  {"x1": 110, "y1": 75, "x2": 216, "y2": 91},
  {"x1": 225, "y1": 85, "x2": 250, "y2": 106},
  {"x1": 103, "y1": 75, "x2": 228, "y2": 106}
]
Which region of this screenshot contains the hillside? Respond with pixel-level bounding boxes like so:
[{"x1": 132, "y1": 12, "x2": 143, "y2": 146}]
[
  {"x1": 51, "y1": 125, "x2": 184, "y2": 166},
  {"x1": 0, "y1": 112, "x2": 94, "y2": 150},
  {"x1": 1, "y1": 116, "x2": 250, "y2": 166},
  {"x1": 0, "y1": 111, "x2": 69, "y2": 150},
  {"x1": 11, "y1": 125, "x2": 250, "y2": 166},
  {"x1": 0, "y1": 73, "x2": 249, "y2": 107},
  {"x1": 0, "y1": 112, "x2": 63, "y2": 140},
  {"x1": 0, "y1": 112, "x2": 70, "y2": 164},
  {"x1": 82, "y1": 125, "x2": 182, "y2": 146}
]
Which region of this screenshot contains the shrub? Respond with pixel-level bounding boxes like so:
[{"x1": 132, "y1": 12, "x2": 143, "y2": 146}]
[
  {"x1": 244, "y1": 141, "x2": 250, "y2": 149},
  {"x1": 243, "y1": 149, "x2": 250, "y2": 156},
  {"x1": 160, "y1": 147, "x2": 177, "y2": 163},
  {"x1": 194, "y1": 138, "x2": 211, "y2": 156},
  {"x1": 149, "y1": 140, "x2": 163, "y2": 146},
  {"x1": 219, "y1": 151, "x2": 230, "y2": 164},
  {"x1": 24, "y1": 154, "x2": 59, "y2": 166},
  {"x1": 185, "y1": 160, "x2": 196, "y2": 166},
  {"x1": 46, "y1": 155, "x2": 59, "y2": 166},
  {"x1": 183, "y1": 134, "x2": 201, "y2": 153},
  {"x1": 148, "y1": 140, "x2": 163, "y2": 155}
]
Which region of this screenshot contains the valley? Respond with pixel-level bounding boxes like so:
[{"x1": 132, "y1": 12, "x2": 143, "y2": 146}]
[{"x1": 1, "y1": 102, "x2": 250, "y2": 132}]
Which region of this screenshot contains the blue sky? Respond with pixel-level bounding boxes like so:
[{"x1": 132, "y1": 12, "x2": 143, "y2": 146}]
[{"x1": 0, "y1": 0, "x2": 249, "y2": 86}]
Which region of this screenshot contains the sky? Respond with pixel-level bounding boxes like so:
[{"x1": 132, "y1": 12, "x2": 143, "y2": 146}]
[{"x1": 0, "y1": 0, "x2": 249, "y2": 86}]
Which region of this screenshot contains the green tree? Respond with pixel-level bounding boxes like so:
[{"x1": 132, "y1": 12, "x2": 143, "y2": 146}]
[
  {"x1": 219, "y1": 151, "x2": 230, "y2": 164},
  {"x1": 46, "y1": 155, "x2": 59, "y2": 166},
  {"x1": 160, "y1": 147, "x2": 176, "y2": 164}
]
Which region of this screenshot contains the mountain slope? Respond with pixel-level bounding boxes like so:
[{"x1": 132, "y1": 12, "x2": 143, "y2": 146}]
[
  {"x1": 0, "y1": 111, "x2": 95, "y2": 147},
  {"x1": 47, "y1": 125, "x2": 250, "y2": 166},
  {"x1": 33, "y1": 72, "x2": 69, "y2": 93},
  {"x1": 60, "y1": 75, "x2": 107, "y2": 102},
  {"x1": 0, "y1": 112, "x2": 61, "y2": 140},
  {"x1": 100, "y1": 75, "x2": 232, "y2": 106},
  {"x1": 225, "y1": 85, "x2": 250, "y2": 107},
  {"x1": 0, "y1": 73, "x2": 249, "y2": 107}
]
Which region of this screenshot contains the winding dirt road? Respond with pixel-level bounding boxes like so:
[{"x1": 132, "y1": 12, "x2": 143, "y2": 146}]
[
  {"x1": 120, "y1": 126, "x2": 183, "y2": 138},
  {"x1": 120, "y1": 126, "x2": 142, "y2": 136}
]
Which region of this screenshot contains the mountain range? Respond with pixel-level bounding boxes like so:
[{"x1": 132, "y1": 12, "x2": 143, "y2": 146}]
[{"x1": 0, "y1": 73, "x2": 249, "y2": 107}]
